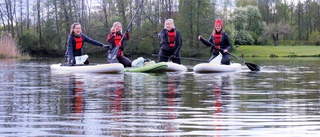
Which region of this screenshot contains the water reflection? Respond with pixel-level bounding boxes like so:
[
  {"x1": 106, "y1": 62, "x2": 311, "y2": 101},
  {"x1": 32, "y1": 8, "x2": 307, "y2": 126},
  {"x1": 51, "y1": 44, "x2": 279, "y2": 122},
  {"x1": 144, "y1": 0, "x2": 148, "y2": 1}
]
[
  {"x1": 161, "y1": 73, "x2": 182, "y2": 135},
  {"x1": 212, "y1": 75, "x2": 231, "y2": 134},
  {"x1": 189, "y1": 73, "x2": 236, "y2": 136},
  {"x1": 68, "y1": 79, "x2": 84, "y2": 114},
  {"x1": 1, "y1": 58, "x2": 320, "y2": 136},
  {"x1": 47, "y1": 72, "x2": 126, "y2": 136},
  {"x1": 121, "y1": 72, "x2": 186, "y2": 136}
]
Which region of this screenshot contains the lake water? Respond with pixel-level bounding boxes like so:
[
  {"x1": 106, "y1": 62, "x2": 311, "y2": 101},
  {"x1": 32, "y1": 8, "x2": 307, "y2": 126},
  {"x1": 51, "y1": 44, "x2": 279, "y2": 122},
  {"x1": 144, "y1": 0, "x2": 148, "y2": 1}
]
[{"x1": 0, "y1": 57, "x2": 320, "y2": 136}]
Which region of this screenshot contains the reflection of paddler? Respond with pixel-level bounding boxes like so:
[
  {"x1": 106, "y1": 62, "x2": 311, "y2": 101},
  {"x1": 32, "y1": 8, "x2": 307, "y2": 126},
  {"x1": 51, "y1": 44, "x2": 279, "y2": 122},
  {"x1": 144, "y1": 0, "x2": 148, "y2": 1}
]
[
  {"x1": 214, "y1": 82, "x2": 222, "y2": 113},
  {"x1": 168, "y1": 81, "x2": 176, "y2": 120},
  {"x1": 109, "y1": 81, "x2": 124, "y2": 121},
  {"x1": 111, "y1": 83, "x2": 123, "y2": 113},
  {"x1": 72, "y1": 81, "x2": 84, "y2": 113},
  {"x1": 213, "y1": 76, "x2": 230, "y2": 137},
  {"x1": 213, "y1": 82, "x2": 222, "y2": 136},
  {"x1": 163, "y1": 75, "x2": 182, "y2": 133}
]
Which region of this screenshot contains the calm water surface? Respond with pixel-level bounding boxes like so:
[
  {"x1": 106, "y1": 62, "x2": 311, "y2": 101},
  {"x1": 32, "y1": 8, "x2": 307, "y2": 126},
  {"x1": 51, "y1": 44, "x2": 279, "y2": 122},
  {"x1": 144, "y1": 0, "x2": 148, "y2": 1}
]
[{"x1": 0, "y1": 57, "x2": 320, "y2": 136}]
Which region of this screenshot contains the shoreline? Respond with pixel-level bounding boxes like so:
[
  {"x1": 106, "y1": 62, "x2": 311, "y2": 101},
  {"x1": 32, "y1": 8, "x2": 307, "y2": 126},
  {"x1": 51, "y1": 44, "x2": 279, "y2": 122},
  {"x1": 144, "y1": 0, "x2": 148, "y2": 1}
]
[{"x1": 231, "y1": 45, "x2": 320, "y2": 57}]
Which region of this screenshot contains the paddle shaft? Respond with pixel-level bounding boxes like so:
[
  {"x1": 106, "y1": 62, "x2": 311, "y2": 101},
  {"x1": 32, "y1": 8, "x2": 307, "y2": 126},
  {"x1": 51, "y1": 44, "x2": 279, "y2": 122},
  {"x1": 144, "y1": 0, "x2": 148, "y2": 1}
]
[
  {"x1": 224, "y1": 50, "x2": 260, "y2": 71},
  {"x1": 152, "y1": 54, "x2": 207, "y2": 62},
  {"x1": 118, "y1": 0, "x2": 144, "y2": 46},
  {"x1": 226, "y1": 51, "x2": 244, "y2": 63},
  {"x1": 202, "y1": 40, "x2": 260, "y2": 71}
]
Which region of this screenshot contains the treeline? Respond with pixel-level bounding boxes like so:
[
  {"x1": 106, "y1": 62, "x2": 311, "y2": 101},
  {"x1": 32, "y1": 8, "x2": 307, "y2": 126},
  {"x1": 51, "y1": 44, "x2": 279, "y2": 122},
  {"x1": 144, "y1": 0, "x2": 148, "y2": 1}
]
[{"x1": 0, "y1": 0, "x2": 319, "y2": 57}]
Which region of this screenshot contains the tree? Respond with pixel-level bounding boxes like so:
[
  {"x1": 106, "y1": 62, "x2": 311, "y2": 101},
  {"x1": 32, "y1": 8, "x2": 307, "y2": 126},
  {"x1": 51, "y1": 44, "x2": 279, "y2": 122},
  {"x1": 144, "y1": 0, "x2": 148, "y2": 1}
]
[
  {"x1": 296, "y1": 1, "x2": 304, "y2": 40},
  {"x1": 177, "y1": 0, "x2": 213, "y2": 56},
  {"x1": 264, "y1": 23, "x2": 292, "y2": 46},
  {"x1": 246, "y1": 6, "x2": 266, "y2": 44},
  {"x1": 4, "y1": 0, "x2": 15, "y2": 38},
  {"x1": 257, "y1": 0, "x2": 268, "y2": 25},
  {"x1": 235, "y1": 0, "x2": 257, "y2": 7},
  {"x1": 36, "y1": 0, "x2": 42, "y2": 49},
  {"x1": 178, "y1": 0, "x2": 196, "y2": 51},
  {"x1": 232, "y1": 7, "x2": 254, "y2": 45}
]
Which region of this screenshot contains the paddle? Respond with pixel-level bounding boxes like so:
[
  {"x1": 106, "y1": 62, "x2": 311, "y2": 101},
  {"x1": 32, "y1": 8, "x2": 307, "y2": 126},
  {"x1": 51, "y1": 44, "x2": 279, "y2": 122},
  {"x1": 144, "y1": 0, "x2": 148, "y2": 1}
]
[
  {"x1": 204, "y1": 41, "x2": 260, "y2": 71},
  {"x1": 225, "y1": 51, "x2": 260, "y2": 71},
  {"x1": 152, "y1": 54, "x2": 208, "y2": 62},
  {"x1": 107, "y1": 0, "x2": 144, "y2": 60}
]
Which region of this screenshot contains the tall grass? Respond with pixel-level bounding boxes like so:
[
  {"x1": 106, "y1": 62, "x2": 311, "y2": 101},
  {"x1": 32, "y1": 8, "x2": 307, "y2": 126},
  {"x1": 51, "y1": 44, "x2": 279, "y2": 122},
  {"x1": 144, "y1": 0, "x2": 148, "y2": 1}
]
[{"x1": 0, "y1": 32, "x2": 26, "y2": 59}]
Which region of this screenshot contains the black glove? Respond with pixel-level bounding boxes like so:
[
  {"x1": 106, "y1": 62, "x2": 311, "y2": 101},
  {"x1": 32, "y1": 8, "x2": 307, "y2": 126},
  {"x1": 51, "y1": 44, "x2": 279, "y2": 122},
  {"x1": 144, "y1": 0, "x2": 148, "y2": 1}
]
[
  {"x1": 116, "y1": 31, "x2": 121, "y2": 36},
  {"x1": 102, "y1": 45, "x2": 110, "y2": 50},
  {"x1": 124, "y1": 30, "x2": 129, "y2": 34},
  {"x1": 66, "y1": 58, "x2": 74, "y2": 66},
  {"x1": 158, "y1": 33, "x2": 163, "y2": 38}
]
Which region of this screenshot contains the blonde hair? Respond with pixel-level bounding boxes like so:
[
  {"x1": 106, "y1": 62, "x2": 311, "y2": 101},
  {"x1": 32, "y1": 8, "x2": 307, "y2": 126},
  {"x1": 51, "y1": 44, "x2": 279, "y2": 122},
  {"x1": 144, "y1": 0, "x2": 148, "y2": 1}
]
[
  {"x1": 164, "y1": 19, "x2": 175, "y2": 28},
  {"x1": 111, "y1": 22, "x2": 122, "y2": 33},
  {"x1": 70, "y1": 22, "x2": 81, "y2": 34}
]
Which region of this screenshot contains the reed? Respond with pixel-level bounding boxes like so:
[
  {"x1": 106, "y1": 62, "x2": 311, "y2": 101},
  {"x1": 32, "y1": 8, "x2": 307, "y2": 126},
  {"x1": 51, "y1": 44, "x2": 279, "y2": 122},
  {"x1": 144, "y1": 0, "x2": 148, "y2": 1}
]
[{"x1": 0, "y1": 32, "x2": 24, "y2": 59}]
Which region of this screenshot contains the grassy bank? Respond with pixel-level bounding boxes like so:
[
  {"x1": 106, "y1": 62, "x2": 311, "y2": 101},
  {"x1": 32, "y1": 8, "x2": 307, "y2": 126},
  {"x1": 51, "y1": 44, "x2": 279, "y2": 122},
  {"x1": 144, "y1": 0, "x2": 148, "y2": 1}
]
[{"x1": 232, "y1": 45, "x2": 320, "y2": 57}]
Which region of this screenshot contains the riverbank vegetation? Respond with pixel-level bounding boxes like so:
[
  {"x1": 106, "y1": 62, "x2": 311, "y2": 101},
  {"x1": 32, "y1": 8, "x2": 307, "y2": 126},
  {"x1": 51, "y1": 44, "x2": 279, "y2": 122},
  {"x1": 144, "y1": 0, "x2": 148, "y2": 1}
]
[
  {"x1": 232, "y1": 45, "x2": 320, "y2": 57},
  {"x1": 0, "y1": 0, "x2": 320, "y2": 58},
  {"x1": 0, "y1": 32, "x2": 29, "y2": 59}
]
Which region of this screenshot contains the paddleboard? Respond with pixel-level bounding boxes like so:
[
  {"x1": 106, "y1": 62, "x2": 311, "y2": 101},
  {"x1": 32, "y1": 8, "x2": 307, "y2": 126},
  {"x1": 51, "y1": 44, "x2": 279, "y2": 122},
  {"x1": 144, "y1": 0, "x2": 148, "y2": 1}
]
[
  {"x1": 193, "y1": 63, "x2": 241, "y2": 73},
  {"x1": 193, "y1": 52, "x2": 241, "y2": 73},
  {"x1": 124, "y1": 62, "x2": 168, "y2": 73},
  {"x1": 50, "y1": 63, "x2": 124, "y2": 73},
  {"x1": 165, "y1": 62, "x2": 187, "y2": 72}
]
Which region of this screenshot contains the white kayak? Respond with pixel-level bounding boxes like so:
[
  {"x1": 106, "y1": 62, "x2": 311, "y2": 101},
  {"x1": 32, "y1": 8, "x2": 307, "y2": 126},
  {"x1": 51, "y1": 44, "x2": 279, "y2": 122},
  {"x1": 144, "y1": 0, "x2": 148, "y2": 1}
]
[
  {"x1": 193, "y1": 52, "x2": 242, "y2": 73},
  {"x1": 50, "y1": 63, "x2": 124, "y2": 73},
  {"x1": 165, "y1": 62, "x2": 187, "y2": 72}
]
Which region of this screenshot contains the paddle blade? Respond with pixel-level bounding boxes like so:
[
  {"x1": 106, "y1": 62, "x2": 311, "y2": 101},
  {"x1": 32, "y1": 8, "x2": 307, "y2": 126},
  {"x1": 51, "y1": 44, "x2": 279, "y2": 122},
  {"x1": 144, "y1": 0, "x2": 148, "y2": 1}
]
[
  {"x1": 107, "y1": 46, "x2": 119, "y2": 60},
  {"x1": 245, "y1": 62, "x2": 260, "y2": 71},
  {"x1": 209, "y1": 52, "x2": 222, "y2": 64}
]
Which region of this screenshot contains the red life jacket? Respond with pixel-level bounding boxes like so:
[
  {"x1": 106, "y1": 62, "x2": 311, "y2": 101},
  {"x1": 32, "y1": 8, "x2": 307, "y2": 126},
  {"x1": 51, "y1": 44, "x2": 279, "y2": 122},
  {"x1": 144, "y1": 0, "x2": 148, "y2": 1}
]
[
  {"x1": 167, "y1": 30, "x2": 176, "y2": 47},
  {"x1": 214, "y1": 33, "x2": 222, "y2": 47},
  {"x1": 114, "y1": 35, "x2": 122, "y2": 47},
  {"x1": 74, "y1": 36, "x2": 83, "y2": 50}
]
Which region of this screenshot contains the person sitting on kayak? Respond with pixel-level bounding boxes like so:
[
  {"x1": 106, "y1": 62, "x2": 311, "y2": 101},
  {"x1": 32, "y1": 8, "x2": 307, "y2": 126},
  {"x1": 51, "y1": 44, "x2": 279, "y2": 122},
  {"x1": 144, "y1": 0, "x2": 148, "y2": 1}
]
[
  {"x1": 157, "y1": 18, "x2": 183, "y2": 64},
  {"x1": 107, "y1": 22, "x2": 132, "y2": 67},
  {"x1": 63, "y1": 22, "x2": 109, "y2": 66},
  {"x1": 198, "y1": 19, "x2": 231, "y2": 65}
]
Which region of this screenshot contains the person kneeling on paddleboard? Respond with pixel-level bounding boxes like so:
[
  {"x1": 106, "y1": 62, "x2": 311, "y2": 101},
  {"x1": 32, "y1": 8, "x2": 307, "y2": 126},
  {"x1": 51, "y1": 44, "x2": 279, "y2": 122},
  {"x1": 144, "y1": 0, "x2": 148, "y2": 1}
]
[
  {"x1": 198, "y1": 19, "x2": 231, "y2": 65},
  {"x1": 157, "y1": 19, "x2": 183, "y2": 64},
  {"x1": 106, "y1": 22, "x2": 132, "y2": 67},
  {"x1": 63, "y1": 22, "x2": 110, "y2": 66}
]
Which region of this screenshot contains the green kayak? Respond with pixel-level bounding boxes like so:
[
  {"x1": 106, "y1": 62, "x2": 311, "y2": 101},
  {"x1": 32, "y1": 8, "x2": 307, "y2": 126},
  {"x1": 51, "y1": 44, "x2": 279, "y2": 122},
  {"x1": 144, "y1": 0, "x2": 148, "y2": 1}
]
[{"x1": 124, "y1": 62, "x2": 168, "y2": 72}]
